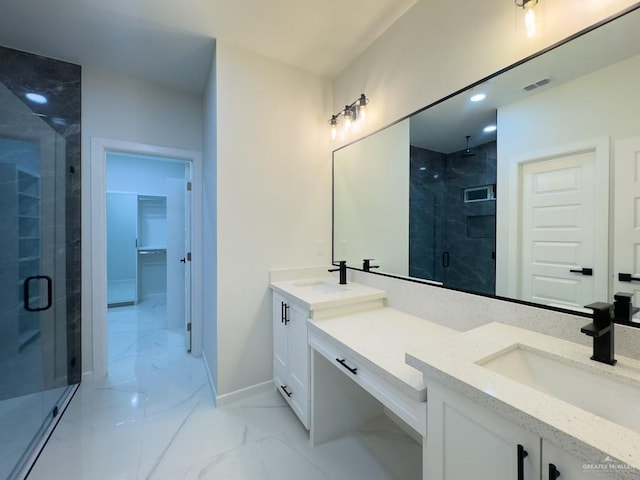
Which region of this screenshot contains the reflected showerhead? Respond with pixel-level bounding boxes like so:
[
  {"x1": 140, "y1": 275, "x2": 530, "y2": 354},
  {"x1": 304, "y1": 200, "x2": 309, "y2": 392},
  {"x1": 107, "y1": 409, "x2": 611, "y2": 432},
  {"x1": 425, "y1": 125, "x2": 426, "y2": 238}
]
[{"x1": 461, "y1": 135, "x2": 476, "y2": 157}]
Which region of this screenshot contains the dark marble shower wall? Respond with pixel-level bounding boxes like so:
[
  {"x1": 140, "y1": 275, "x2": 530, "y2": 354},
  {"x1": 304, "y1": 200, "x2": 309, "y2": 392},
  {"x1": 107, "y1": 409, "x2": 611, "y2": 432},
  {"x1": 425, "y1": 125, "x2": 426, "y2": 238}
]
[
  {"x1": 409, "y1": 141, "x2": 496, "y2": 295},
  {"x1": 0, "y1": 45, "x2": 82, "y2": 383}
]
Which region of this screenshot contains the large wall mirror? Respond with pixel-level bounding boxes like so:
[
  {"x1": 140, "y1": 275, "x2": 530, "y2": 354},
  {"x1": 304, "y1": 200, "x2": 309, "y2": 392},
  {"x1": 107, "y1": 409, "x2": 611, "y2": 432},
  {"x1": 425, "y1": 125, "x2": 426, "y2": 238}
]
[{"x1": 333, "y1": 5, "x2": 640, "y2": 314}]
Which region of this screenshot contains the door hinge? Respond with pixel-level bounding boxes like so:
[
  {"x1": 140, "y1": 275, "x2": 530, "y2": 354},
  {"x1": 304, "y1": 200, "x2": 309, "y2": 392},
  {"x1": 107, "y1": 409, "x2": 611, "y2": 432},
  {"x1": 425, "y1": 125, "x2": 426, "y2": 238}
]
[
  {"x1": 187, "y1": 182, "x2": 192, "y2": 191},
  {"x1": 187, "y1": 322, "x2": 192, "y2": 332},
  {"x1": 186, "y1": 252, "x2": 192, "y2": 262},
  {"x1": 52, "y1": 406, "x2": 59, "y2": 418}
]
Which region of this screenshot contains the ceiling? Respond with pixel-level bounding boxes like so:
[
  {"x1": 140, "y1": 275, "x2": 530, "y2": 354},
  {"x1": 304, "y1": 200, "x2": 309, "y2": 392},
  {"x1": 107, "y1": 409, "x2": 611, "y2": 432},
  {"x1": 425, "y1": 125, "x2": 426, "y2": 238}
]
[{"x1": 0, "y1": 0, "x2": 417, "y2": 94}]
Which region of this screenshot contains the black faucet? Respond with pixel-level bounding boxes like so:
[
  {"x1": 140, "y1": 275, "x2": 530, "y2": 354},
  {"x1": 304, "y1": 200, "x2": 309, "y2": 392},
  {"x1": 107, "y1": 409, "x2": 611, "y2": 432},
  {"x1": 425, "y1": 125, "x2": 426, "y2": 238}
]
[
  {"x1": 581, "y1": 302, "x2": 616, "y2": 365},
  {"x1": 328, "y1": 261, "x2": 347, "y2": 285},
  {"x1": 363, "y1": 259, "x2": 380, "y2": 272},
  {"x1": 581, "y1": 292, "x2": 640, "y2": 365}
]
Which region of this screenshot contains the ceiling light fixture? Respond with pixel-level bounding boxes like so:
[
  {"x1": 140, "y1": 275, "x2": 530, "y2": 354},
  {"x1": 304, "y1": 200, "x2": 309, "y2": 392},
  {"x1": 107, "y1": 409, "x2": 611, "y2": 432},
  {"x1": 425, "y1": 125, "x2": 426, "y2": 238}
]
[
  {"x1": 329, "y1": 94, "x2": 369, "y2": 140},
  {"x1": 483, "y1": 125, "x2": 497, "y2": 133},
  {"x1": 470, "y1": 93, "x2": 486, "y2": 102},
  {"x1": 25, "y1": 92, "x2": 48, "y2": 104},
  {"x1": 515, "y1": 0, "x2": 539, "y2": 37}
]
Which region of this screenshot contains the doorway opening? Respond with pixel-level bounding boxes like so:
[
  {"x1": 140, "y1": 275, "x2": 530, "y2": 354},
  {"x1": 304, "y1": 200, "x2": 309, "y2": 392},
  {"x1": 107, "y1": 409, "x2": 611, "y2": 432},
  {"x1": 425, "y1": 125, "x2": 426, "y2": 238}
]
[{"x1": 105, "y1": 152, "x2": 193, "y2": 364}]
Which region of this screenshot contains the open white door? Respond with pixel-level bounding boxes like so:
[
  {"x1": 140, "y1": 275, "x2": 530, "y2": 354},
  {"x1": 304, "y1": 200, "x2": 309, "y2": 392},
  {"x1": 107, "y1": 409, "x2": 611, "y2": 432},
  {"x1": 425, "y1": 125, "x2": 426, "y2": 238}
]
[
  {"x1": 166, "y1": 178, "x2": 186, "y2": 344},
  {"x1": 184, "y1": 164, "x2": 192, "y2": 352},
  {"x1": 613, "y1": 136, "x2": 640, "y2": 310},
  {"x1": 519, "y1": 147, "x2": 608, "y2": 310}
]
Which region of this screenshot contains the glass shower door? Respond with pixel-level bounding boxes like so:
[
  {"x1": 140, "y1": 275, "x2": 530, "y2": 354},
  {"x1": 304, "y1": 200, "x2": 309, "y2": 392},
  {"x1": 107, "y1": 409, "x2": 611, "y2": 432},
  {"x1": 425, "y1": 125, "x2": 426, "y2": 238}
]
[{"x1": 0, "y1": 82, "x2": 70, "y2": 479}]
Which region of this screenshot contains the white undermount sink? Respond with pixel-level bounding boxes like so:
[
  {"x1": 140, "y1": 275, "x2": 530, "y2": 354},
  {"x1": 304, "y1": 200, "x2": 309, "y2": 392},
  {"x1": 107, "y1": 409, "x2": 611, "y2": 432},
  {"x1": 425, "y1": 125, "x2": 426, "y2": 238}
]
[
  {"x1": 478, "y1": 345, "x2": 640, "y2": 433},
  {"x1": 291, "y1": 279, "x2": 349, "y2": 295}
]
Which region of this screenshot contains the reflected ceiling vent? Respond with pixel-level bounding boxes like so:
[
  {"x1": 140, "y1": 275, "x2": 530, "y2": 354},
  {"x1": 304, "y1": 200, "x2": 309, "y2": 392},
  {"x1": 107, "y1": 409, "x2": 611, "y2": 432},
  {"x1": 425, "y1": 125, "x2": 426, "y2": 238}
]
[{"x1": 521, "y1": 76, "x2": 553, "y2": 92}]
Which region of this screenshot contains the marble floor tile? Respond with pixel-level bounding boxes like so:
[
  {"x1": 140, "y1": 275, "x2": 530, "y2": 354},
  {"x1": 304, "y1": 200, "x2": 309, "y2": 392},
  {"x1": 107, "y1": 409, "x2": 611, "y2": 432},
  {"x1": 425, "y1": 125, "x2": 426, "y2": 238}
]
[{"x1": 30, "y1": 299, "x2": 421, "y2": 480}]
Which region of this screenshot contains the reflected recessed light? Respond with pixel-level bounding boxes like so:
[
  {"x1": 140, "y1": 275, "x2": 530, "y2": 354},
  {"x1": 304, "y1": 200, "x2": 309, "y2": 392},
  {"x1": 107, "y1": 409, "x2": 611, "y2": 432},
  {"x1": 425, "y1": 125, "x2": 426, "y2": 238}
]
[
  {"x1": 470, "y1": 93, "x2": 486, "y2": 102},
  {"x1": 483, "y1": 125, "x2": 497, "y2": 133},
  {"x1": 419, "y1": 166, "x2": 427, "y2": 171},
  {"x1": 25, "y1": 92, "x2": 48, "y2": 104},
  {"x1": 51, "y1": 117, "x2": 67, "y2": 126}
]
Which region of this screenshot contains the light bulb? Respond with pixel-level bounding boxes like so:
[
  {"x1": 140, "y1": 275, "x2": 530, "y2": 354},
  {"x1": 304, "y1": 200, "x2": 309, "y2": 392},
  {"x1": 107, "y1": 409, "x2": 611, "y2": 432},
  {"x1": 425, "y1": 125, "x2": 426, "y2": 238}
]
[
  {"x1": 344, "y1": 109, "x2": 352, "y2": 130},
  {"x1": 329, "y1": 115, "x2": 338, "y2": 140},
  {"x1": 524, "y1": 5, "x2": 536, "y2": 37},
  {"x1": 358, "y1": 94, "x2": 368, "y2": 122}
]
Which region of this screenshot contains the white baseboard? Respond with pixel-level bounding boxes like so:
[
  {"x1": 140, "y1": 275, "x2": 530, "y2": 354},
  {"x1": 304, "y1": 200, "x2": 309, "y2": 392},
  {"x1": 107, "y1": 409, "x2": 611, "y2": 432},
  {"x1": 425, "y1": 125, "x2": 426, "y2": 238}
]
[
  {"x1": 201, "y1": 351, "x2": 274, "y2": 407},
  {"x1": 215, "y1": 380, "x2": 275, "y2": 407}
]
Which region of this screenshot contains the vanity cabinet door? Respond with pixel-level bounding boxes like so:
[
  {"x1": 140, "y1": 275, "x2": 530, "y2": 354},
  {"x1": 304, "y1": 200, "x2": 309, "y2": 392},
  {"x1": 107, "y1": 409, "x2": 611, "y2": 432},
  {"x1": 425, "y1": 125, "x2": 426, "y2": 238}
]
[
  {"x1": 273, "y1": 292, "x2": 289, "y2": 396},
  {"x1": 286, "y1": 301, "x2": 310, "y2": 427},
  {"x1": 272, "y1": 291, "x2": 311, "y2": 429},
  {"x1": 426, "y1": 383, "x2": 541, "y2": 480}
]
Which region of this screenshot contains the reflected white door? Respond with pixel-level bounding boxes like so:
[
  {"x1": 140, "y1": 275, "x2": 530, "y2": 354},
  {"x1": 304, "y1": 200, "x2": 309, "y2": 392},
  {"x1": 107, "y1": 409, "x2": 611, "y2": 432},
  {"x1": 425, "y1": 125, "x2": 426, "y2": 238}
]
[
  {"x1": 166, "y1": 179, "x2": 186, "y2": 338},
  {"x1": 613, "y1": 136, "x2": 640, "y2": 309},
  {"x1": 520, "y1": 150, "x2": 607, "y2": 310}
]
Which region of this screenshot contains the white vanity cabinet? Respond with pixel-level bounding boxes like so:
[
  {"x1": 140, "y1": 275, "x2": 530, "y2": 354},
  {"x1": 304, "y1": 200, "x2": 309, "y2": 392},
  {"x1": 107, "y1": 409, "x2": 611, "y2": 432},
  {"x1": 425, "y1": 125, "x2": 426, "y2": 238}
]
[
  {"x1": 427, "y1": 383, "x2": 592, "y2": 480},
  {"x1": 273, "y1": 291, "x2": 310, "y2": 428}
]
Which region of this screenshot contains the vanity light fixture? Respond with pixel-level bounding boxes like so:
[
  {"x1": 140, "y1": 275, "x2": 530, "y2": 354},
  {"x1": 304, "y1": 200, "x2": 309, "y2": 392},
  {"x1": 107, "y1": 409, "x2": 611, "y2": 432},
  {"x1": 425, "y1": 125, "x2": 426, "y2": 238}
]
[
  {"x1": 329, "y1": 93, "x2": 369, "y2": 139},
  {"x1": 515, "y1": 0, "x2": 539, "y2": 37}
]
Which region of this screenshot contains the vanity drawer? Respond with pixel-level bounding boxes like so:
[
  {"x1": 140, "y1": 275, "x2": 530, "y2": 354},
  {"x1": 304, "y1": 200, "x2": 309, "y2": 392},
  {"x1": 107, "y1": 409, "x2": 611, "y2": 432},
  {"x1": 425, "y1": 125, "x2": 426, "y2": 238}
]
[{"x1": 309, "y1": 331, "x2": 426, "y2": 437}]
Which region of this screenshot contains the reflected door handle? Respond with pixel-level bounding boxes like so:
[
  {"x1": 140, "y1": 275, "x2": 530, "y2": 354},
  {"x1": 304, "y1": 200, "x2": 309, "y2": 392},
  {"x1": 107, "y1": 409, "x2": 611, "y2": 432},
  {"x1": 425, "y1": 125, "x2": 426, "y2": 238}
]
[
  {"x1": 180, "y1": 258, "x2": 186, "y2": 263},
  {"x1": 619, "y1": 273, "x2": 640, "y2": 282},
  {"x1": 24, "y1": 275, "x2": 52, "y2": 312},
  {"x1": 569, "y1": 267, "x2": 593, "y2": 276}
]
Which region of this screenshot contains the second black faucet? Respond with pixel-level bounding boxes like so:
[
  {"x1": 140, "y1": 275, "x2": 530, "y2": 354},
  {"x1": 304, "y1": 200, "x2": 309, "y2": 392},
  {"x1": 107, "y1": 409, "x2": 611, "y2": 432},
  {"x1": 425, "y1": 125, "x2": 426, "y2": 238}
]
[{"x1": 328, "y1": 261, "x2": 347, "y2": 285}]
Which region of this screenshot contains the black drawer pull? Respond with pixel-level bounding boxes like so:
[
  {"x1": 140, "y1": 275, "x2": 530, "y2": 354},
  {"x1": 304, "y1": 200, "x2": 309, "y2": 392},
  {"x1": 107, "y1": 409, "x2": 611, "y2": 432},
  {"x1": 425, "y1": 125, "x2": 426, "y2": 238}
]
[
  {"x1": 619, "y1": 273, "x2": 640, "y2": 283},
  {"x1": 336, "y1": 358, "x2": 357, "y2": 375},
  {"x1": 280, "y1": 385, "x2": 292, "y2": 397},
  {"x1": 517, "y1": 444, "x2": 528, "y2": 480},
  {"x1": 284, "y1": 304, "x2": 290, "y2": 325},
  {"x1": 549, "y1": 463, "x2": 561, "y2": 479},
  {"x1": 570, "y1": 267, "x2": 593, "y2": 276}
]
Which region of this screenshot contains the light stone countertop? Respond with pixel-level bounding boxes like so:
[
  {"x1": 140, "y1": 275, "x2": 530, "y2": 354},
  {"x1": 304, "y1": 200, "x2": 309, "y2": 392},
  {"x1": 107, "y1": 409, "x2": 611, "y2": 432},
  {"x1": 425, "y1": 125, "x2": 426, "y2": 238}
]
[
  {"x1": 308, "y1": 307, "x2": 458, "y2": 401},
  {"x1": 406, "y1": 322, "x2": 640, "y2": 478},
  {"x1": 271, "y1": 277, "x2": 386, "y2": 312}
]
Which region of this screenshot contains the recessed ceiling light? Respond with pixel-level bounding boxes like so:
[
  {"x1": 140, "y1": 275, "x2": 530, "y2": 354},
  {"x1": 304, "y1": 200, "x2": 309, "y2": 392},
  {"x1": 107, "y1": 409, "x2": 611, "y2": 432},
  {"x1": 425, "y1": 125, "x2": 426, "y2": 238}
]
[
  {"x1": 483, "y1": 125, "x2": 497, "y2": 133},
  {"x1": 470, "y1": 93, "x2": 486, "y2": 102},
  {"x1": 25, "y1": 92, "x2": 48, "y2": 104}
]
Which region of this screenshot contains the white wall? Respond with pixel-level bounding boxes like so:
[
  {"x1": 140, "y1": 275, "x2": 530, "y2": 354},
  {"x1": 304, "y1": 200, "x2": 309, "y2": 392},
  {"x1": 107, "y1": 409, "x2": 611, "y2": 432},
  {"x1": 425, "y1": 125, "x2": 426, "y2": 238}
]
[
  {"x1": 334, "y1": 119, "x2": 409, "y2": 274},
  {"x1": 213, "y1": 41, "x2": 332, "y2": 398},
  {"x1": 82, "y1": 66, "x2": 203, "y2": 374},
  {"x1": 496, "y1": 54, "x2": 640, "y2": 296},
  {"x1": 332, "y1": 0, "x2": 639, "y2": 148},
  {"x1": 202, "y1": 45, "x2": 218, "y2": 391},
  {"x1": 106, "y1": 153, "x2": 185, "y2": 195}
]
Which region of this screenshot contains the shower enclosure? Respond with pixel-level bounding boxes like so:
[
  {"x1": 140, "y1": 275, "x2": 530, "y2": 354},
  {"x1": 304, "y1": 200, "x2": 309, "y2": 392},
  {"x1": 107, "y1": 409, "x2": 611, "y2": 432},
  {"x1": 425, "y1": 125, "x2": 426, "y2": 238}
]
[
  {"x1": 409, "y1": 141, "x2": 497, "y2": 295},
  {"x1": 0, "y1": 47, "x2": 81, "y2": 479}
]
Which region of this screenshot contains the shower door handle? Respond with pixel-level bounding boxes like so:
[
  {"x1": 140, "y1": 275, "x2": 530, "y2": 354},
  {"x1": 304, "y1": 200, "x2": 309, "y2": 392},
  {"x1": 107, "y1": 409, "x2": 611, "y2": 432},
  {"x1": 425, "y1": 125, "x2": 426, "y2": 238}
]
[
  {"x1": 24, "y1": 275, "x2": 53, "y2": 312},
  {"x1": 442, "y1": 251, "x2": 450, "y2": 268}
]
